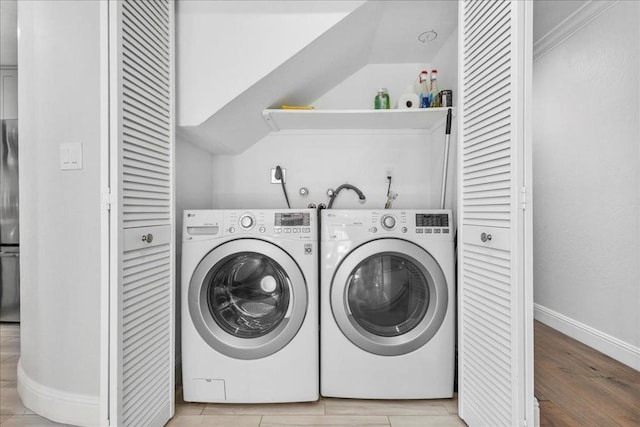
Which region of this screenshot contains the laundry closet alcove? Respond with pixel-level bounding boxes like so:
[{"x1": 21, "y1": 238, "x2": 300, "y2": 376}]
[{"x1": 16, "y1": 1, "x2": 535, "y2": 426}]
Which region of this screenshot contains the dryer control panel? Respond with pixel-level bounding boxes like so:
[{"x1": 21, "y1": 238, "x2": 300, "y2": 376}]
[
  {"x1": 322, "y1": 209, "x2": 453, "y2": 242},
  {"x1": 183, "y1": 209, "x2": 316, "y2": 241}
]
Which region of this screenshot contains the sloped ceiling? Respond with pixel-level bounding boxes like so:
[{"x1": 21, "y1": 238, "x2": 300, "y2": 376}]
[
  {"x1": 177, "y1": 1, "x2": 588, "y2": 154},
  {"x1": 176, "y1": 0, "x2": 365, "y2": 127},
  {"x1": 177, "y1": 0, "x2": 457, "y2": 154}
]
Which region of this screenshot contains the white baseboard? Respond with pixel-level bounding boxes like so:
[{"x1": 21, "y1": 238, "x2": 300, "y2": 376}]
[
  {"x1": 534, "y1": 304, "x2": 640, "y2": 371},
  {"x1": 17, "y1": 360, "x2": 103, "y2": 427}
]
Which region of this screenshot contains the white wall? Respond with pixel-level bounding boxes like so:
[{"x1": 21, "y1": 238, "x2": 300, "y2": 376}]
[
  {"x1": 17, "y1": 1, "x2": 103, "y2": 424},
  {"x1": 532, "y1": 1, "x2": 640, "y2": 367},
  {"x1": 314, "y1": 63, "x2": 449, "y2": 110},
  {"x1": 210, "y1": 61, "x2": 458, "y2": 211},
  {"x1": 211, "y1": 131, "x2": 438, "y2": 210}
]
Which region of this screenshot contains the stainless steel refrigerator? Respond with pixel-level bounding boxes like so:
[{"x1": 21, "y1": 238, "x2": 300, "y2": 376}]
[{"x1": 0, "y1": 119, "x2": 19, "y2": 322}]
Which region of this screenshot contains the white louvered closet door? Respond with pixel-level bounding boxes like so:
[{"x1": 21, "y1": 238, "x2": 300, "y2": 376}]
[
  {"x1": 457, "y1": 1, "x2": 534, "y2": 426},
  {"x1": 109, "y1": 0, "x2": 175, "y2": 426}
]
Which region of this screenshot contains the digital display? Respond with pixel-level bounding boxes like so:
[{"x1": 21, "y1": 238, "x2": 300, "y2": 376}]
[
  {"x1": 416, "y1": 214, "x2": 449, "y2": 227},
  {"x1": 275, "y1": 212, "x2": 310, "y2": 227}
]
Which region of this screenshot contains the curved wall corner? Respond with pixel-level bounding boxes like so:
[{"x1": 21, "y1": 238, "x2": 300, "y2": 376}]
[
  {"x1": 17, "y1": 1, "x2": 105, "y2": 426},
  {"x1": 17, "y1": 361, "x2": 100, "y2": 426}
]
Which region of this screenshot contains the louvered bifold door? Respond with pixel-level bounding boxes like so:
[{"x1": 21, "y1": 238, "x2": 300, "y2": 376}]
[
  {"x1": 457, "y1": 1, "x2": 534, "y2": 426},
  {"x1": 109, "y1": 0, "x2": 175, "y2": 426}
]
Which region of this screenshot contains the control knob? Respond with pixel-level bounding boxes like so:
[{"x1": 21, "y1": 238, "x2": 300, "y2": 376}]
[
  {"x1": 239, "y1": 214, "x2": 254, "y2": 229},
  {"x1": 381, "y1": 214, "x2": 396, "y2": 230}
]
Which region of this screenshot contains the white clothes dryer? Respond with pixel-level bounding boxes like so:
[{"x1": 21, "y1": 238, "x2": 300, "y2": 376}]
[
  {"x1": 181, "y1": 209, "x2": 318, "y2": 403},
  {"x1": 321, "y1": 209, "x2": 455, "y2": 399}
]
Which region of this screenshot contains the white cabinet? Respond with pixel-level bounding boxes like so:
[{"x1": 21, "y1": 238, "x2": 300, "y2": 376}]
[{"x1": 0, "y1": 68, "x2": 18, "y2": 119}]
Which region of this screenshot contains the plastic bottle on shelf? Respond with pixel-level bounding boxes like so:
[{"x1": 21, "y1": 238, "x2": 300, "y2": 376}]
[
  {"x1": 429, "y1": 69, "x2": 440, "y2": 108},
  {"x1": 416, "y1": 70, "x2": 430, "y2": 108},
  {"x1": 374, "y1": 88, "x2": 390, "y2": 109}
]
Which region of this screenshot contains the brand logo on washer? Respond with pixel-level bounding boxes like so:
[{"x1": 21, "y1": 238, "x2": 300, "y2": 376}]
[{"x1": 304, "y1": 244, "x2": 313, "y2": 255}]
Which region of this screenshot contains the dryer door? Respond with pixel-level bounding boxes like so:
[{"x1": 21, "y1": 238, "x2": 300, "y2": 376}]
[
  {"x1": 189, "y1": 239, "x2": 307, "y2": 360},
  {"x1": 331, "y1": 238, "x2": 448, "y2": 356}
]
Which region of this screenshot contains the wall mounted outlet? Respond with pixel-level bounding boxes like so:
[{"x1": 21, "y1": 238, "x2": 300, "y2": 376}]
[{"x1": 270, "y1": 168, "x2": 286, "y2": 184}]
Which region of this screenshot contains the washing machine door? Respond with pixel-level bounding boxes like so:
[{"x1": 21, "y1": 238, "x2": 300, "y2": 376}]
[
  {"x1": 189, "y1": 238, "x2": 307, "y2": 360},
  {"x1": 331, "y1": 238, "x2": 448, "y2": 356}
]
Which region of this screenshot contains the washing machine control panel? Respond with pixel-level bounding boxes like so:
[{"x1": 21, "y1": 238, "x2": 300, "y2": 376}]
[
  {"x1": 239, "y1": 213, "x2": 255, "y2": 229},
  {"x1": 274, "y1": 212, "x2": 311, "y2": 227},
  {"x1": 183, "y1": 210, "x2": 316, "y2": 241},
  {"x1": 415, "y1": 213, "x2": 449, "y2": 227},
  {"x1": 323, "y1": 210, "x2": 452, "y2": 241},
  {"x1": 414, "y1": 213, "x2": 451, "y2": 235},
  {"x1": 381, "y1": 214, "x2": 397, "y2": 230}
]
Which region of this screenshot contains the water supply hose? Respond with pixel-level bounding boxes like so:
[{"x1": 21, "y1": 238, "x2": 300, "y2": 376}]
[{"x1": 327, "y1": 184, "x2": 366, "y2": 208}]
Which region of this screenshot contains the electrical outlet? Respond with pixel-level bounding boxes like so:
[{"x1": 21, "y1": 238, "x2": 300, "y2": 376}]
[{"x1": 271, "y1": 168, "x2": 286, "y2": 184}]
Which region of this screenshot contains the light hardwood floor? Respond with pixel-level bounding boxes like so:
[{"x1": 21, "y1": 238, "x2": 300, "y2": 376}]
[
  {"x1": 3, "y1": 322, "x2": 639, "y2": 426},
  {"x1": 0, "y1": 323, "x2": 462, "y2": 426},
  {"x1": 534, "y1": 321, "x2": 640, "y2": 426}
]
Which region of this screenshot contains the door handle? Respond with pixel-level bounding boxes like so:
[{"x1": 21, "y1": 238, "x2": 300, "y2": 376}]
[
  {"x1": 480, "y1": 232, "x2": 492, "y2": 243},
  {"x1": 141, "y1": 233, "x2": 154, "y2": 244},
  {"x1": 0, "y1": 252, "x2": 19, "y2": 258}
]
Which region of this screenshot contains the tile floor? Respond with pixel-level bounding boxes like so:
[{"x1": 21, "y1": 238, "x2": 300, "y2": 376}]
[{"x1": 1, "y1": 324, "x2": 465, "y2": 426}]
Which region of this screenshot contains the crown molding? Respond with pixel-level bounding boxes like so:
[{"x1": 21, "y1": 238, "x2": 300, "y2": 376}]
[{"x1": 533, "y1": 0, "x2": 618, "y2": 62}]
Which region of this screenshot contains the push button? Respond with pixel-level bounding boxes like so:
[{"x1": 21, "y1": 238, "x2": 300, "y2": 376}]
[
  {"x1": 434, "y1": 229, "x2": 441, "y2": 234},
  {"x1": 443, "y1": 229, "x2": 450, "y2": 234},
  {"x1": 275, "y1": 228, "x2": 282, "y2": 233},
  {"x1": 302, "y1": 228, "x2": 310, "y2": 233},
  {"x1": 416, "y1": 229, "x2": 423, "y2": 234},
  {"x1": 293, "y1": 228, "x2": 300, "y2": 233},
  {"x1": 285, "y1": 228, "x2": 292, "y2": 233},
  {"x1": 425, "y1": 229, "x2": 433, "y2": 234}
]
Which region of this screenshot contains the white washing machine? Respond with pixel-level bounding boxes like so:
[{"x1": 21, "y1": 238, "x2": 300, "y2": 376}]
[
  {"x1": 181, "y1": 209, "x2": 318, "y2": 403},
  {"x1": 321, "y1": 209, "x2": 455, "y2": 399}
]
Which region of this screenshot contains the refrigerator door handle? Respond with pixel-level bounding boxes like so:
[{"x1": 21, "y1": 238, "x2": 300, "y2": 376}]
[{"x1": 0, "y1": 252, "x2": 19, "y2": 257}]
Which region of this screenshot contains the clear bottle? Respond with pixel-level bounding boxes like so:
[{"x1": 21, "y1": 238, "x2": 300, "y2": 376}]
[
  {"x1": 374, "y1": 88, "x2": 390, "y2": 109},
  {"x1": 417, "y1": 70, "x2": 430, "y2": 108},
  {"x1": 429, "y1": 69, "x2": 440, "y2": 108}
]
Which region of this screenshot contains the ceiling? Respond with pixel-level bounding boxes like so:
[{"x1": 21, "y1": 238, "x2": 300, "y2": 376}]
[
  {"x1": 367, "y1": 1, "x2": 457, "y2": 63},
  {"x1": 2, "y1": 0, "x2": 590, "y2": 153},
  {"x1": 0, "y1": 0, "x2": 589, "y2": 68}
]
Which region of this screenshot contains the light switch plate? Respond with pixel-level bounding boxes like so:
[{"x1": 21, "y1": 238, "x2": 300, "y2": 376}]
[{"x1": 60, "y1": 142, "x2": 83, "y2": 170}]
